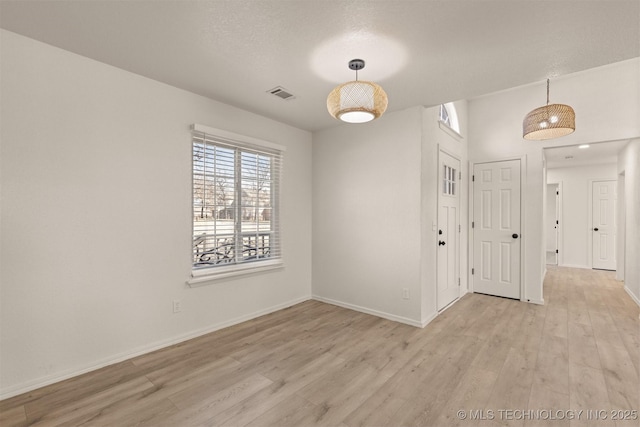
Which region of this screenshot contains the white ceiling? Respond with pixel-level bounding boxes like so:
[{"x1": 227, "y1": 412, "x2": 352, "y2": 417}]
[
  {"x1": 1, "y1": 1, "x2": 638, "y2": 132},
  {"x1": 544, "y1": 139, "x2": 630, "y2": 169}
]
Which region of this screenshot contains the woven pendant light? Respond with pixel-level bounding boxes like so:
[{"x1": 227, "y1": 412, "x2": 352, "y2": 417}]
[
  {"x1": 523, "y1": 79, "x2": 575, "y2": 140},
  {"x1": 327, "y1": 59, "x2": 388, "y2": 123}
]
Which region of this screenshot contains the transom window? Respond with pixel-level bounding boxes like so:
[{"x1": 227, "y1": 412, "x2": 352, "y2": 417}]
[
  {"x1": 439, "y1": 104, "x2": 451, "y2": 128},
  {"x1": 439, "y1": 102, "x2": 461, "y2": 135},
  {"x1": 191, "y1": 125, "x2": 284, "y2": 279}
]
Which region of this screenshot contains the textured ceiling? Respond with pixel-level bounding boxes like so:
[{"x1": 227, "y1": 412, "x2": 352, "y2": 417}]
[{"x1": 1, "y1": 0, "x2": 639, "y2": 132}]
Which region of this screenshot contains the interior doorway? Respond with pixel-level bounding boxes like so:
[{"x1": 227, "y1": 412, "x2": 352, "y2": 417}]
[{"x1": 544, "y1": 139, "x2": 626, "y2": 271}]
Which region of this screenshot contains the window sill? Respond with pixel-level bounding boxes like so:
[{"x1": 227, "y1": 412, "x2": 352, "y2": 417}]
[
  {"x1": 187, "y1": 260, "x2": 284, "y2": 287},
  {"x1": 438, "y1": 120, "x2": 463, "y2": 140}
]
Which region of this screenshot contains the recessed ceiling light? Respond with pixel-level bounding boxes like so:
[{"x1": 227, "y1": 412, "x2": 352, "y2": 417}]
[
  {"x1": 578, "y1": 144, "x2": 590, "y2": 149},
  {"x1": 565, "y1": 155, "x2": 574, "y2": 159}
]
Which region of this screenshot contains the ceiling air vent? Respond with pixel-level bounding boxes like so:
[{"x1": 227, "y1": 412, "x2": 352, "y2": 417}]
[{"x1": 267, "y1": 86, "x2": 295, "y2": 100}]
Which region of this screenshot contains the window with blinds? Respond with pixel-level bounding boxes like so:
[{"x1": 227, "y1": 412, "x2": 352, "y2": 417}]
[{"x1": 191, "y1": 125, "x2": 284, "y2": 277}]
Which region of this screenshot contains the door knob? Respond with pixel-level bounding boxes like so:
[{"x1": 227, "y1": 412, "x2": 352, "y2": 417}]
[
  {"x1": 512, "y1": 233, "x2": 519, "y2": 239},
  {"x1": 438, "y1": 241, "x2": 446, "y2": 246},
  {"x1": 593, "y1": 228, "x2": 599, "y2": 231}
]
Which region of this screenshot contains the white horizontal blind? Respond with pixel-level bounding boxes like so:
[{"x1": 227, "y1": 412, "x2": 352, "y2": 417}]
[{"x1": 192, "y1": 128, "x2": 282, "y2": 272}]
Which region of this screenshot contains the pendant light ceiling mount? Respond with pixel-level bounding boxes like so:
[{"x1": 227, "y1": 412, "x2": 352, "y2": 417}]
[
  {"x1": 327, "y1": 59, "x2": 388, "y2": 124},
  {"x1": 523, "y1": 79, "x2": 575, "y2": 140},
  {"x1": 348, "y1": 59, "x2": 365, "y2": 71}
]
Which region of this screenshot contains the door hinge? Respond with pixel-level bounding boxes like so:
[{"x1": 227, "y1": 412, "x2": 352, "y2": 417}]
[
  {"x1": 556, "y1": 220, "x2": 559, "y2": 225},
  {"x1": 459, "y1": 171, "x2": 462, "y2": 180},
  {"x1": 556, "y1": 249, "x2": 558, "y2": 254},
  {"x1": 459, "y1": 224, "x2": 461, "y2": 232},
  {"x1": 556, "y1": 191, "x2": 559, "y2": 195},
  {"x1": 472, "y1": 268, "x2": 475, "y2": 275},
  {"x1": 472, "y1": 221, "x2": 475, "y2": 228},
  {"x1": 458, "y1": 278, "x2": 461, "y2": 287},
  {"x1": 472, "y1": 175, "x2": 475, "y2": 182}
]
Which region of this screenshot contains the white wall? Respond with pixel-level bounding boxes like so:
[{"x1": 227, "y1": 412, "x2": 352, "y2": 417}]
[
  {"x1": 312, "y1": 107, "x2": 424, "y2": 325},
  {"x1": 312, "y1": 101, "x2": 469, "y2": 326},
  {"x1": 0, "y1": 30, "x2": 312, "y2": 398},
  {"x1": 547, "y1": 164, "x2": 617, "y2": 269},
  {"x1": 469, "y1": 58, "x2": 640, "y2": 305},
  {"x1": 617, "y1": 139, "x2": 640, "y2": 305}
]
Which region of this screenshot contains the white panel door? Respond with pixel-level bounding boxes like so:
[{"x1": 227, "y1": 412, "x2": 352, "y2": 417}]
[
  {"x1": 592, "y1": 180, "x2": 616, "y2": 270},
  {"x1": 437, "y1": 150, "x2": 461, "y2": 311},
  {"x1": 473, "y1": 160, "x2": 521, "y2": 299}
]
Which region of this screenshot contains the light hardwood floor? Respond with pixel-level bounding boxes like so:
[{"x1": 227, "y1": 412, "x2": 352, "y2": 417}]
[{"x1": 1, "y1": 267, "x2": 638, "y2": 426}]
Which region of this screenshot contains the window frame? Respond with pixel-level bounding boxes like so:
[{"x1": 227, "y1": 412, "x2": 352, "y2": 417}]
[
  {"x1": 188, "y1": 124, "x2": 285, "y2": 285},
  {"x1": 438, "y1": 103, "x2": 463, "y2": 140},
  {"x1": 442, "y1": 164, "x2": 457, "y2": 197}
]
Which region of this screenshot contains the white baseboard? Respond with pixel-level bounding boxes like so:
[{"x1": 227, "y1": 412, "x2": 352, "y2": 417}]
[
  {"x1": 420, "y1": 311, "x2": 438, "y2": 328},
  {"x1": 0, "y1": 295, "x2": 311, "y2": 400},
  {"x1": 625, "y1": 286, "x2": 640, "y2": 308},
  {"x1": 524, "y1": 298, "x2": 545, "y2": 305},
  {"x1": 311, "y1": 295, "x2": 423, "y2": 328},
  {"x1": 424, "y1": 289, "x2": 470, "y2": 327}
]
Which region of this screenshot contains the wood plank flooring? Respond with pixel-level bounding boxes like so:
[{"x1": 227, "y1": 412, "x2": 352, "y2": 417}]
[{"x1": 1, "y1": 267, "x2": 638, "y2": 426}]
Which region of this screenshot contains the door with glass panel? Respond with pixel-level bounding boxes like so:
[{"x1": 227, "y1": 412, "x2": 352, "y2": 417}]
[{"x1": 437, "y1": 150, "x2": 461, "y2": 311}]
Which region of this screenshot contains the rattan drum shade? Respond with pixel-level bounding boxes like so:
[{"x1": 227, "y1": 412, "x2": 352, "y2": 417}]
[
  {"x1": 327, "y1": 80, "x2": 388, "y2": 123},
  {"x1": 523, "y1": 79, "x2": 575, "y2": 140},
  {"x1": 327, "y1": 59, "x2": 388, "y2": 123},
  {"x1": 523, "y1": 103, "x2": 575, "y2": 140}
]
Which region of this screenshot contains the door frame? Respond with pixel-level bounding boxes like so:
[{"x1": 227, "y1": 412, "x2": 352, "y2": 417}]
[
  {"x1": 588, "y1": 178, "x2": 617, "y2": 270},
  {"x1": 546, "y1": 181, "x2": 563, "y2": 266},
  {"x1": 617, "y1": 172, "x2": 625, "y2": 281},
  {"x1": 556, "y1": 181, "x2": 564, "y2": 266},
  {"x1": 469, "y1": 155, "x2": 526, "y2": 302},
  {"x1": 436, "y1": 146, "x2": 461, "y2": 311}
]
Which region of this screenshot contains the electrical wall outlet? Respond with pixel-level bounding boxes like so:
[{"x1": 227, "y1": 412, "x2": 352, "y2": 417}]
[
  {"x1": 173, "y1": 300, "x2": 182, "y2": 313},
  {"x1": 402, "y1": 288, "x2": 410, "y2": 300}
]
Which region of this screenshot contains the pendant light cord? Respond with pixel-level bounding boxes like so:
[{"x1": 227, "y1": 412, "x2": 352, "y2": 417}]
[{"x1": 546, "y1": 79, "x2": 550, "y2": 106}]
